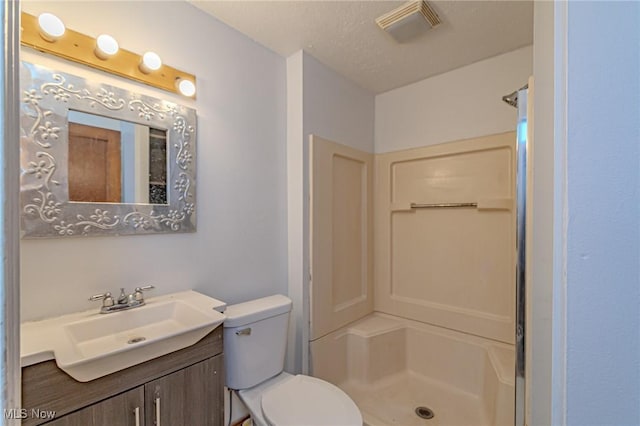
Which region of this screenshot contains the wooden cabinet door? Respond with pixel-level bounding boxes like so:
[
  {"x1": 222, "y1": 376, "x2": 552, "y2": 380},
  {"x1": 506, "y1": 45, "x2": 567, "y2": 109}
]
[
  {"x1": 145, "y1": 355, "x2": 224, "y2": 426},
  {"x1": 47, "y1": 386, "x2": 144, "y2": 426}
]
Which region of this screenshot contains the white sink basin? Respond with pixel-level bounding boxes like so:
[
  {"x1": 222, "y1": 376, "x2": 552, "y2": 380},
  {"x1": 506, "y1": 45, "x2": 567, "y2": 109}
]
[{"x1": 21, "y1": 291, "x2": 226, "y2": 382}]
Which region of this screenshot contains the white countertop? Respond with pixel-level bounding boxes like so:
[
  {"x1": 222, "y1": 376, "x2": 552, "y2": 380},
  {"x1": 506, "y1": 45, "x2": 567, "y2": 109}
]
[{"x1": 21, "y1": 290, "x2": 227, "y2": 368}]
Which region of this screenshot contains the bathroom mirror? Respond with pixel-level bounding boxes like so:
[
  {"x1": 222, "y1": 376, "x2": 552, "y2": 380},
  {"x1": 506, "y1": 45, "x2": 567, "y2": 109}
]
[{"x1": 20, "y1": 61, "x2": 197, "y2": 238}]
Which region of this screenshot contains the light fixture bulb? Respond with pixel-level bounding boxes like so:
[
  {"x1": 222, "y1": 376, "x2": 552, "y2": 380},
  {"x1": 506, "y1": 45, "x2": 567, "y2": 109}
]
[
  {"x1": 95, "y1": 34, "x2": 119, "y2": 59},
  {"x1": 177, "y1": 78, "x2": 196, "y2": 97},
  {"x1": 38, "y1": 13, "x2": 65, "y2": 42},
  {"x1": 139, "y1": 51, "x2": 162, "y2": 74}
]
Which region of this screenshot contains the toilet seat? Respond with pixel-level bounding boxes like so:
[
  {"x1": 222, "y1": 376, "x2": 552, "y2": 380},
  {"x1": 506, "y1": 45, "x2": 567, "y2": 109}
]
[{"x1": 261, "y1": 375, "x2": 362, "y2": 426}]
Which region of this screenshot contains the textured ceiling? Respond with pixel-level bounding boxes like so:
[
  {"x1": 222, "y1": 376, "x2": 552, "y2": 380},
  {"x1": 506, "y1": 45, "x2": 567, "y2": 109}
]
[{"x1": 190, "y1": 1, "x2": 533, "y2": 94}]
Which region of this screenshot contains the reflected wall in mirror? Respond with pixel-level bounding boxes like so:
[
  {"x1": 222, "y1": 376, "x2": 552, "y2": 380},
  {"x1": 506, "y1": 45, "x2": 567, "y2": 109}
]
[
  {"x1": 67, "y1": 110, "x2": 168, "y2": 205},
  {"x1": 20, "y1": 61, "x2": 197, "y2": 238}
]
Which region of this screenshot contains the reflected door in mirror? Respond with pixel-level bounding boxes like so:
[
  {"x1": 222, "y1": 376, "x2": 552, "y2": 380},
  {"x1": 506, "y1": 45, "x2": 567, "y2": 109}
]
[
  {"x1": 68, "y1": 110, "x2": 168, "y2": 205},
  {"x1": 68, "y1": 123, "x2": 122, "y2": 203}
]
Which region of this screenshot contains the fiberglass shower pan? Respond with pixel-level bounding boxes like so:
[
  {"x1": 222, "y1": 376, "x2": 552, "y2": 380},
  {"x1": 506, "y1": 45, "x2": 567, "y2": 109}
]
[{"x1": 312, "y1": 313, "x2": 514, "y2": 426}]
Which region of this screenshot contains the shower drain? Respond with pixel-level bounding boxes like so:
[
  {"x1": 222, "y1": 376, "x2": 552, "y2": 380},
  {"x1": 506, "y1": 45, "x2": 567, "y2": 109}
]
[{"x1": 415, "y1": 406, "x2": 435, "y2": 420}]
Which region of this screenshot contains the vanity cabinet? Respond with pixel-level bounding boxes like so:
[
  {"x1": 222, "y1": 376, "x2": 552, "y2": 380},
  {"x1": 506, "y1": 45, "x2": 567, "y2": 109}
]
[
  {"x1": 22, "y1": 326, "x2": 224, "y2": 426},
  {"x1": 144, "y1": 356, "x2": 221, "y2": 425},
  {"x1": 45, "y1": 387, "x2": 145, "y2": 426}
]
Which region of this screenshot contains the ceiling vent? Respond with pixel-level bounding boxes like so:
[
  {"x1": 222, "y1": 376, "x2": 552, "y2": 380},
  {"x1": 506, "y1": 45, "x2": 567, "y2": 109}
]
[{"x1": 376, "y1": 1, "x2": 441, "y2": 43}]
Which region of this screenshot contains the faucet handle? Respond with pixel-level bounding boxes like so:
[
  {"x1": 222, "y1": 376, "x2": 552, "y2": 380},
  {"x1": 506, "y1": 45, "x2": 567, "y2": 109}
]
[
  {"x1": 135, "y1": 285, "x2": 155, "y2": 291},
  {"x1": 89, "y1": 292, "x2": 114, "y2": 307},
  {"x1": 134, "y1": 285, "x2": 155, "y2": 302}
]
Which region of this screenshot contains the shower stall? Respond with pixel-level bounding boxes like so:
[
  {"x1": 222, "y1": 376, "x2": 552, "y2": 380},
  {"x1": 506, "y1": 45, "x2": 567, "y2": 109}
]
[{"x1": 307, "y1": 87, "x2": 529, "y2": 426}]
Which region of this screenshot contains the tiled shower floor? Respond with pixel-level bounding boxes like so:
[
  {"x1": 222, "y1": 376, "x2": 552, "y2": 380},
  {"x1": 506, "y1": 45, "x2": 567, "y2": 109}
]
[{"x1": 340, "y1": 371, "x2": 490, "y2": 426}]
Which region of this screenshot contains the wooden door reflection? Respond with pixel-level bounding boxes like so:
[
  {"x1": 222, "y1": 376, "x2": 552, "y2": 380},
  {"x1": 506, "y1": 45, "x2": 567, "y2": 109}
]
[{"x1": 68, "y1": 123, "x2": 121, "y2": 203}]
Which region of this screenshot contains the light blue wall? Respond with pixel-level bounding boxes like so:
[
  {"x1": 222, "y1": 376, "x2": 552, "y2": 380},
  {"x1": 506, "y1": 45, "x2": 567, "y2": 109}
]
[{"x1": 566, "y1": 2, "x2": 640, "y2": 424}]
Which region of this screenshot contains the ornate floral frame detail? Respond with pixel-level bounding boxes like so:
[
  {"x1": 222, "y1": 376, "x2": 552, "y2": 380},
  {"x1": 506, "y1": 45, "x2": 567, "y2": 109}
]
[{"x1": 20, "y1": 61, "x2": 197, "y2": 238}]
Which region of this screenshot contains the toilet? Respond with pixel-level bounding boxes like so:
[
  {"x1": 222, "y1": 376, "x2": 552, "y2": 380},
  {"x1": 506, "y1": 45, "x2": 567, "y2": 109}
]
[{"x1": 224, "y1": 294, "x2": 362, "y2": 426}]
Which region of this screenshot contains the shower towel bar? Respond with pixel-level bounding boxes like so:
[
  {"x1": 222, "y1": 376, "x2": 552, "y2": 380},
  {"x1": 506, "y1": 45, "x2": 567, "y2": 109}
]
[
  {"x1": 390, "y1": 199, "x2": 511, "y2": 212},
  {"x1": 410, "y1": 202, "x2": 477, "y2": 209}
]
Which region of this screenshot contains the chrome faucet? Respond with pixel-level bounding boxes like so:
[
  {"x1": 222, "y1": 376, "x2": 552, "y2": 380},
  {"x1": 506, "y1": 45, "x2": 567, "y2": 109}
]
[{"x1": 89, "y1": 285, "x2": 155, "y2": 314}]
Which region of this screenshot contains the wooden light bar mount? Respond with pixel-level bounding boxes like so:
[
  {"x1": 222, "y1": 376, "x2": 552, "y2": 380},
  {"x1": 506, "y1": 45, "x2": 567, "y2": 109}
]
[{"x1": 20, "y1": 12, "x2": 197, "y2": 98}]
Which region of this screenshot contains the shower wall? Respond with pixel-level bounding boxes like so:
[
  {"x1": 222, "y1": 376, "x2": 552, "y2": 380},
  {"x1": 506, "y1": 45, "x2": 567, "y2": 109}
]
[
  {"x1": 309, "y1": 135, "x2": 374, "y2": 340},
  {"x1": 309, "y1": 132, "x2": 515, "y2": 344},
  {"x1": 374, "y1": 132, "x2": 516, "y2": 343},
  {"x1": 309, "y1": 132, "x2": 517, "y2": 424}
]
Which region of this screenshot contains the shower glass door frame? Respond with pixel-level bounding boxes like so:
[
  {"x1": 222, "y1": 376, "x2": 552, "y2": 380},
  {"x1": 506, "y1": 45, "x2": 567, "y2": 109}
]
[{"x1": 514, "y1": 87, "x2": 528, "y2": 426}]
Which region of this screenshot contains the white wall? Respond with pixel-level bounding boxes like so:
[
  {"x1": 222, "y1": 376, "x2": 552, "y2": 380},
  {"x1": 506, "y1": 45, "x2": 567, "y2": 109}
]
[
  {"x1": 286, "y1": 51, "x2": 306, "y2": 374},
  {"x1": 302, "y1": 53, "x2": 375, "y2": 154},
  {"x1": 286, "y1": 50, "x2": 374, "y2": 373},
  {"x1": 375, "y1": 45, "x2": 532, "y2": 153},
  {"x1": 20, "y1": 1, "x2": 287, "y2": 321},
  {"x1": 564, "y1": 2, "x2": 640, "y2": 424},
  {"x1": 528, "y1": 2, "x2": 560, "y2": 425}
]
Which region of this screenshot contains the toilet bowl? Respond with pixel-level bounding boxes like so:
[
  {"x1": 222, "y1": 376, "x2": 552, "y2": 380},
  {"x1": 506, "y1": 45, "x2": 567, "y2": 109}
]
[
  {"x1": 223, "y1": 295, "x2": 362, "y2": 426},
  {"x1": 238, "y1": 372, "x2": 361, "y2": 426}
]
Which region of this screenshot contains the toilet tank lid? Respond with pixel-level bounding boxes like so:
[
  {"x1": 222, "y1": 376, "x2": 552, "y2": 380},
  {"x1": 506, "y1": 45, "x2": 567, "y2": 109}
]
[{"x1": 223, "y1": 295, "x2": 292, "y2": 328}]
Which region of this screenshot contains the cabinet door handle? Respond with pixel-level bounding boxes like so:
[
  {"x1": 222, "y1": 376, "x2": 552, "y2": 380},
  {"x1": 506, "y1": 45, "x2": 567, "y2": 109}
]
[
  {"x1": 155, "y1": 397, "x2": 161, "y2": 426},
  {"x1": 133, "y1": 406, "x2": 140, "y2": 426}
]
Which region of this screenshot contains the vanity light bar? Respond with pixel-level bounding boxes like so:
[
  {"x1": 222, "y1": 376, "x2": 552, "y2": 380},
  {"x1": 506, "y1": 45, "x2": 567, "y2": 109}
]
[{"x1": 20, "y1": 12, "x2": 197, "y2": 98}]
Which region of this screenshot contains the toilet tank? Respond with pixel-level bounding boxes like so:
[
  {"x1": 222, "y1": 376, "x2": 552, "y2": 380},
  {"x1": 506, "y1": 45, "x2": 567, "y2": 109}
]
[{"x1": 223, "y1": 295, "x2": 292, "y2": 390}]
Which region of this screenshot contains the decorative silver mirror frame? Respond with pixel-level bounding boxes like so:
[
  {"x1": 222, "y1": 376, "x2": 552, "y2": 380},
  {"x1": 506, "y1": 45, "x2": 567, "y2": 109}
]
[{"x1": 19, "y1": 61, "x2": 196, "y2": 238}]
